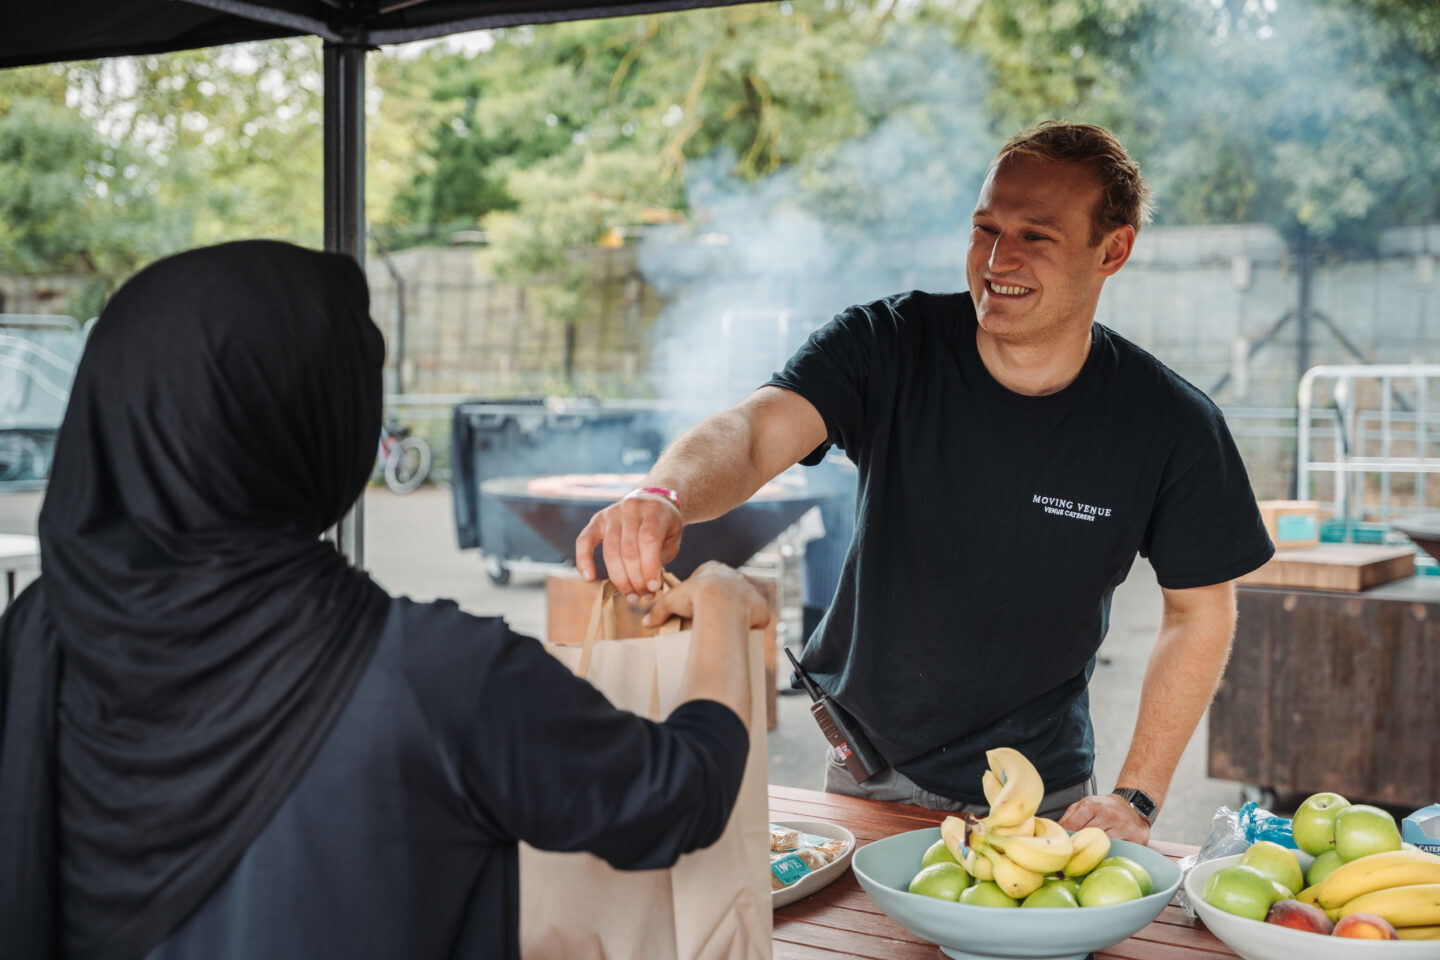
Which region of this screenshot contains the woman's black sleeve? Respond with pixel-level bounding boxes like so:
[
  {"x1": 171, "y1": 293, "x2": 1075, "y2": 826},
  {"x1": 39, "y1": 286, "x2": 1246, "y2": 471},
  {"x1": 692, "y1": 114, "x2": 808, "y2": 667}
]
[{"x1": 401, "y1": 607, "x2": 749, "y2": 870}]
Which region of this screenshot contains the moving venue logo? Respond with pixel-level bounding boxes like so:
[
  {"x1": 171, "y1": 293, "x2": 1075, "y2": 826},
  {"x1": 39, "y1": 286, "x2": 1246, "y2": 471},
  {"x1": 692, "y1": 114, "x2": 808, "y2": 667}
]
[{"x1": 1032, "y1": 494, "x2": 1113, "y2": 523}]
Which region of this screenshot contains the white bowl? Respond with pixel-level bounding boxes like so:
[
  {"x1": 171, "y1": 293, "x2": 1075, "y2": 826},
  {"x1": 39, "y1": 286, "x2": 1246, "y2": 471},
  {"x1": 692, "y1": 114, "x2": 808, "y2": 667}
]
[
  {"x1": 1185, "y1": 854, "x2": 1440, "y2": 960},
  {"x1": 851, "y1": 827, "x2": 1181, "y2": 960},
  {"x1": 770, "y1": 819, "x2": 857, "y2": 909}
]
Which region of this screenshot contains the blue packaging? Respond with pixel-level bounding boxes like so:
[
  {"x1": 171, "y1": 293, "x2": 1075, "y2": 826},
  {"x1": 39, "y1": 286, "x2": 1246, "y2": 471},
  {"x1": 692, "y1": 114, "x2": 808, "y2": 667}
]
[
  {"x1": 1237, "y1": 801, "x2": 1298, "y2": 849},
  {"x1": 1402, "y1": 803, "x2": 1440, "y2": 856}
]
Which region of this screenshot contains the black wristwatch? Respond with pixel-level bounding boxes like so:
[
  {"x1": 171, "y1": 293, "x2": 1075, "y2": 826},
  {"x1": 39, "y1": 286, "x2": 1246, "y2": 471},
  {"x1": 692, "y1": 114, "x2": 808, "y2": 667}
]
[{"x1": 1112, "y1": 787, "x2": 1159, "y2": 825}]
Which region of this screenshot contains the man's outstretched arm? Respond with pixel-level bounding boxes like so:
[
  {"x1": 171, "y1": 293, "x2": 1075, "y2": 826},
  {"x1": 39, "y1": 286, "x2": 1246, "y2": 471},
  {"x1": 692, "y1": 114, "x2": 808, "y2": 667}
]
[{"x1": 575, "y1": 386, "x2": 827, "y2": 601}]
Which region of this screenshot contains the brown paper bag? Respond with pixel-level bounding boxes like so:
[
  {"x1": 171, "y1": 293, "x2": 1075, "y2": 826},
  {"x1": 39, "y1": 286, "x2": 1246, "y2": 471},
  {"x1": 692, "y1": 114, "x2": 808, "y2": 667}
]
[{"x1": 519, "y1": 578, "x2": 772, "y2": 960}]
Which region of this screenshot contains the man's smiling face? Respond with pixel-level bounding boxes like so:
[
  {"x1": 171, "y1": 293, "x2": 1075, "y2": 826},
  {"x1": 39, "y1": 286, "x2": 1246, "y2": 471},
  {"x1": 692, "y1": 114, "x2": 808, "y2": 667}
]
[{"x1": 966, "y1": 153, "x2": 1117, "y2": 347}]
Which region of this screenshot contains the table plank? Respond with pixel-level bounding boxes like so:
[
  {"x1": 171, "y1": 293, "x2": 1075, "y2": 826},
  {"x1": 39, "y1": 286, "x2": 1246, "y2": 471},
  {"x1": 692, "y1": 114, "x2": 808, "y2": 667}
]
[{"x1": 770, "y1": 785, "x2": 1238, "y2": 960}]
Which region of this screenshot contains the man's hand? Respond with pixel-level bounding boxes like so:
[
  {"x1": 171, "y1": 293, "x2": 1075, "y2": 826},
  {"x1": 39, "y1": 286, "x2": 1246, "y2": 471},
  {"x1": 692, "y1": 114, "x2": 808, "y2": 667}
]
[
  {"x1": 643, "y1": 561, "x2": 770, "y2": 631},
  {"x1": 1058, "y1": 794, "x2": 1151, "y2": 845},
  {"x1": 572, "y1": 387, "x2": 827, "y2": 602},
  {"x1": 574, "y1": 493, "x2": 683, "y2": 602}
]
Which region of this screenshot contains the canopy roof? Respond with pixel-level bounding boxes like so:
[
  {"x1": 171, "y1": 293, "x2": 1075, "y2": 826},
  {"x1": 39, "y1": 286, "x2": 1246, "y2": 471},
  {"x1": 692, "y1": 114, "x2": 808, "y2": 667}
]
[{"x1": 4, "y1": 0, "x2": 761, "y2": 68}]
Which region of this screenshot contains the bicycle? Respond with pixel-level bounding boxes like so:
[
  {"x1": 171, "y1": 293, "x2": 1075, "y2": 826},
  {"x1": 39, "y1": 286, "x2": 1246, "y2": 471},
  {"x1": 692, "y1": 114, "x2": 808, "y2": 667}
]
[{"x1": 378, "y1": 421, "x2": 432, "y2": 494}]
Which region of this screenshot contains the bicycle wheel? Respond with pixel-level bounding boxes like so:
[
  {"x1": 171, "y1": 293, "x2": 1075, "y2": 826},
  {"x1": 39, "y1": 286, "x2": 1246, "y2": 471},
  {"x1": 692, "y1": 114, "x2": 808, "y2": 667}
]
[{"x1": 385, "y1": 435, "x2": 432, "y2": 494}]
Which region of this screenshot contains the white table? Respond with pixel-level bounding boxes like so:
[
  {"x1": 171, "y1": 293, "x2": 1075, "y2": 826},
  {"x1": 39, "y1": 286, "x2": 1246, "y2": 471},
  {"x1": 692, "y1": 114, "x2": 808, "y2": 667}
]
[{"x1": 0, "y1": 533, "x2": 40, "y2": 603}]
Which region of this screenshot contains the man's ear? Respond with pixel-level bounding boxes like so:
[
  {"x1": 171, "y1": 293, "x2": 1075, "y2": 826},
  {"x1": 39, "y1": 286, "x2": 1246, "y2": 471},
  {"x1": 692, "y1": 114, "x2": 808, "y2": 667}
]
[{"x1": 1098, "y1": 225, "x2": 1136, "y2": 277}]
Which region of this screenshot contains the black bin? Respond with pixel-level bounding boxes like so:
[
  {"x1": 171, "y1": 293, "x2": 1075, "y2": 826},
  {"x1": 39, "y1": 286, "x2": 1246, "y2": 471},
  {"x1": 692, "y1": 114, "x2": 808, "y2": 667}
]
[{"x1": 450, "y1": 399, "x2": 666, "y2": 583}]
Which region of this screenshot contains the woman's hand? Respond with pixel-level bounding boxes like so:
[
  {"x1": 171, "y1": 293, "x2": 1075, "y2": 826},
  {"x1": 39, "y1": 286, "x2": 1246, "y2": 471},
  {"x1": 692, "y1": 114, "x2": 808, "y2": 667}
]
[{"x1": 643, "y1": 562, "x2": 770, "y2": 631}]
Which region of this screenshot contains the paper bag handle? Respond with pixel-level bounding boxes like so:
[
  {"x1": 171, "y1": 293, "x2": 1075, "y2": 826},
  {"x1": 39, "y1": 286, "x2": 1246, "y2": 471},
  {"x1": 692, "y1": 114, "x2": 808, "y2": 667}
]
[
  {"x1": 576, "y1": 573, "x2": 688, "y2": 669},
  {"x1": 577, "y1": 573, "x2": 687, "y2": 721}
]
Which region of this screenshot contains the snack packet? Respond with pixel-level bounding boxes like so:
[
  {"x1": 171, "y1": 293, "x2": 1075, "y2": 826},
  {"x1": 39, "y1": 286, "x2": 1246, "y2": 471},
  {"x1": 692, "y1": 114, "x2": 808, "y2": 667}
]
[{"x1": 768, "y1": 824, "x2": 852, "y2": 891}]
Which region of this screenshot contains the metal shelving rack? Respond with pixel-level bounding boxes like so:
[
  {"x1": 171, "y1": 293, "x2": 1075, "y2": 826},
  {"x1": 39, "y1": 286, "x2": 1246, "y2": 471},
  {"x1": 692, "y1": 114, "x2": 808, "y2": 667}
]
[{"x1": 1297, "y1": 364, "x2": 1440, "y2": 562}]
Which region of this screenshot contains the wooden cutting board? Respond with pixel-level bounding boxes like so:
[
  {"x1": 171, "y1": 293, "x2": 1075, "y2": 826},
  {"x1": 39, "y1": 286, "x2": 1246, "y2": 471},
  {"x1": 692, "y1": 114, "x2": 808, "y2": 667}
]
[{"x1": 1237, "y1": 543, "x2": 1416, "y2": 591}]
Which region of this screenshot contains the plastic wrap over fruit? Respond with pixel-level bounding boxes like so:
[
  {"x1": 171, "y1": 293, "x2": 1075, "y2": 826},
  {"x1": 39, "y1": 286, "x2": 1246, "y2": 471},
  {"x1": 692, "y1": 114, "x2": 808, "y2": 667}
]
[{"x1": 1175, "y1": 802, "x2": 1298, "y2": 916}]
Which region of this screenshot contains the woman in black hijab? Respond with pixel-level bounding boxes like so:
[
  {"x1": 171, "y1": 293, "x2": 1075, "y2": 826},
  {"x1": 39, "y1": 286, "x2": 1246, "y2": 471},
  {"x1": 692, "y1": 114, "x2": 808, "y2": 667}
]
[{"x1": 0, "y1": 241, "x2": 757, "y2": 960}]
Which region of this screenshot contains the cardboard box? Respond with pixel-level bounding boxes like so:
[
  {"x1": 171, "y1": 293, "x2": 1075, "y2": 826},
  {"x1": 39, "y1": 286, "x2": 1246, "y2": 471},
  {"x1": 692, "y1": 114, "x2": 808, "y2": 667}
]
[
  {"x1": 1403, "y1": 803, "x2": 1440, "y2": 856},
  {"x1": 1257, "y1": 500, "x2": 1321, "y2": 550}
]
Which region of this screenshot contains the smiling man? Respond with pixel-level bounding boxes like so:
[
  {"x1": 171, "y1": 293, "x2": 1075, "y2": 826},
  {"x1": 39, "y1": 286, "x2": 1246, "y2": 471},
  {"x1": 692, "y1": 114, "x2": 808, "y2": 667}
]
[{"x1": 576, "y1": 121, "x2": 1275, "y2": 843}]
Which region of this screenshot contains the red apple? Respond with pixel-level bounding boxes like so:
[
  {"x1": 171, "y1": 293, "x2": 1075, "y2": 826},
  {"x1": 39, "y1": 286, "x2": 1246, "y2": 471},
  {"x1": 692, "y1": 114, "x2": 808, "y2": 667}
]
[
  {"x1": 1333, "y1": 913, "x2": 1399, "y2": 940},
  {"x1": 1265, "y1": 899, "x2": 1334, "y2": 935}
]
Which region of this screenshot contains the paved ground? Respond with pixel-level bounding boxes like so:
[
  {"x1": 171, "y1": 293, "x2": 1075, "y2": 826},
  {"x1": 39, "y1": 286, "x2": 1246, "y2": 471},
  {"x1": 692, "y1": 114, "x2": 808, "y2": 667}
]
[{"x1": 0, "y1": 484, "x2": 1253, "y2": 845}]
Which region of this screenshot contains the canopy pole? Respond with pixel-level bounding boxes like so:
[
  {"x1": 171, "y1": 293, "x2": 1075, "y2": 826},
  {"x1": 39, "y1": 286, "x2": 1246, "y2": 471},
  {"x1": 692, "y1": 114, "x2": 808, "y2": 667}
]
[{"x1": 324, "y1": 33, "x2": 369, "y2": 568}]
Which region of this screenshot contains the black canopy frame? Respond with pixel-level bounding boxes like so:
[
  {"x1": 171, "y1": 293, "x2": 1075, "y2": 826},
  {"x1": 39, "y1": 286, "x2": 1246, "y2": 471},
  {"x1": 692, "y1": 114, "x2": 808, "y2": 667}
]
[{"x1": 6, "y1": 0, "x2": 765, "y2": 565}]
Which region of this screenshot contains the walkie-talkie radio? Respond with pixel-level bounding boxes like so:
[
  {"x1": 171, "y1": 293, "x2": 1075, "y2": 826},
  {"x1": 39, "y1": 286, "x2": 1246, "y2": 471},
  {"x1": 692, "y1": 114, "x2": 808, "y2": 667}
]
[{"x1": 784, "y1": 648, "x2": 887, "y2": 783}]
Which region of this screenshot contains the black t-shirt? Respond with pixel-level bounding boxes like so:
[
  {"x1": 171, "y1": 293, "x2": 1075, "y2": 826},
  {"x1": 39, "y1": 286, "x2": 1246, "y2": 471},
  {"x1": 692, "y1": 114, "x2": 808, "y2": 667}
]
[
  {"x1": 144, "y1": 597, "x2": 749, "y2": 960},
  {"x1": 766, "y1": 290, "x2": 1273, "y2": 801}
]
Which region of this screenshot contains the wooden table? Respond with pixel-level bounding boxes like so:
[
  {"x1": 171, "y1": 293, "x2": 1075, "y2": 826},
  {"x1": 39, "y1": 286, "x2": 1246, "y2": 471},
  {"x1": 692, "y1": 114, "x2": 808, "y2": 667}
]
[{"x1": 769, "y1": 785, "x2": 1236, "y2": 959}]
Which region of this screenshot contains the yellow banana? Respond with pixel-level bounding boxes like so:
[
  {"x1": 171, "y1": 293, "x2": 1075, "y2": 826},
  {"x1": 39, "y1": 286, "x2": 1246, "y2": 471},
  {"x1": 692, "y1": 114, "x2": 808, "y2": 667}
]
[
  {"x1": 1060, "y1": 826, "x2": 1111, "y2": 879},
  {"x1": 1397, "y1": 925, "x2": 1440, "y2": 940},
  {"x1": 984, "y1": 747, "x2": 1045, "y2": 827},
  {"x1": 982, "y1": 845, "x2": 1046, "y2": 900},
  {"x1": 1296, "y1": 885, "x2": 1321, "y2": 906},
  {"x1": 1314, "y1": 849, "x2": 1440, "y2": 909},
  {"x1": 990, "y1": 817, "x2": 1037, "y2": 837},
  {"x1": 1033, "y1": 818, "x2": 1070, "y2": 842},
  {"x1": 941, "y1": 815, "x2": 968, "y2": 865},
  {"x1": 982, "y1": 770, "x2": 1003, "y2": 808},
  {"x1": 1334, "y1": 883, "x2": 1440, "y2": 928},
  {"x1": 960, "y1": 843, "x2": 994, "y2": 882},
  {"x1": 984, "y1": 818, "x2": 1075, "y2": 875}
]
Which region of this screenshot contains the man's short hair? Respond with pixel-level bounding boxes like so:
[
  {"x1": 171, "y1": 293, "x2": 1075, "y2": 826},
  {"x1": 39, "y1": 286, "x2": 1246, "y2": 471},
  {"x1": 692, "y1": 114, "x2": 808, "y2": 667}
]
[{"x1": 994, "y1": 121, "x2": 1154, "y2": 246}]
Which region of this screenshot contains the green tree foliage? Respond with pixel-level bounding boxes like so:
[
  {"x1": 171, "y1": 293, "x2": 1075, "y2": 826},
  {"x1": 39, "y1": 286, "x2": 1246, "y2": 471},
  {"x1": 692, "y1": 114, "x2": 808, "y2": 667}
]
[
  {"x1": 62, "y1": 40, "x2": 329, "y2": 247},
  {"x1": 1131, "y1": 0, "x2": 1440, "y2": 249},
  {"x1": 0, "y1": 67, "x2": 189, "y2": 315}
]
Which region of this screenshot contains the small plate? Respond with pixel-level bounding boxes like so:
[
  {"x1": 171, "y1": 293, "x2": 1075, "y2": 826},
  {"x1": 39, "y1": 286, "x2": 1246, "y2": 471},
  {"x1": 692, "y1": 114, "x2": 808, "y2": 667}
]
[{"x1": 771, "y1": 819, "x2": 857, "y2": 909}]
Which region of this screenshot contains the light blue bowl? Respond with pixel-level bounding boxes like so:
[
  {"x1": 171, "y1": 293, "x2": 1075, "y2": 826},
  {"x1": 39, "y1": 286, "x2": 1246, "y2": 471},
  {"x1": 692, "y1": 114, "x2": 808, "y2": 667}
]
[{"x1": 852, "y1": 827, "x2": 1181, "y2": 960}]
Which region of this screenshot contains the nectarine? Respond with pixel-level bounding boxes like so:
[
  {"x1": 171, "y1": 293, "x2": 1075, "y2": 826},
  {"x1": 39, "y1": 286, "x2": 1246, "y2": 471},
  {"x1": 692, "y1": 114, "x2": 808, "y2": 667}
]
[
  {"x1": 1332, "y1": 913, "x2": 1399, "y2": 940},
  {"x1": 1265, "y1": 899, "x2": 1334, "y2": 935}
]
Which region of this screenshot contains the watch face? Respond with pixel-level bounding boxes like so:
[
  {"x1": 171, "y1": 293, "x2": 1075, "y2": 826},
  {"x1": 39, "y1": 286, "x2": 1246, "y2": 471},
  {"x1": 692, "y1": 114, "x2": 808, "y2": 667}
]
[{"x1": 1115, "y1": 789, "x2": 1157, "y2": 822}]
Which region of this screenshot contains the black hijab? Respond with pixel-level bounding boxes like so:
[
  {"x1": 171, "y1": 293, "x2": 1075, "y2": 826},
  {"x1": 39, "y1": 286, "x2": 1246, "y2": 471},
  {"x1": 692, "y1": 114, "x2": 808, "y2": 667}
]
[{"x1": 0, "y1": 241, "x2": 391, "y2": 960}]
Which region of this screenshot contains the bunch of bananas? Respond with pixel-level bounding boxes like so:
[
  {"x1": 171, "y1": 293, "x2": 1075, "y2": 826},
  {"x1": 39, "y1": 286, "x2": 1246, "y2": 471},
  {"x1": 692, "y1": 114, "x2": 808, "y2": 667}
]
[
  {"x1": 1297, "y1": 849, "x2": 1440, "y2": 940},
  {"x1": 938, "y1": 747, "x2": 1112, "y2": 900}
]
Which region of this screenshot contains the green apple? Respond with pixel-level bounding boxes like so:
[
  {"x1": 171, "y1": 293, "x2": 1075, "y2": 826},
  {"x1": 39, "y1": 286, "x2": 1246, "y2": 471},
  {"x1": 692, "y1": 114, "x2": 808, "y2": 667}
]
[
  {"x1": 908, "y1": 862, "x2": 971, "y2": 900},
  {"x1": 1097, "y1": 855, "x2": 1154, "y2": 897},
  {"x1": 1203, "y1": 864, "x2": 1277, "y2": 922},
  {"x1": 1077, "y1": 865, "x2": 1144, "y2": 907},
  {"x1": 1043, "y1": 876, "x2": 1082, "y2": 900},
  {"x1": 920, "y1": 838, "x2": 963, "y2": 870},
  {"x1": 1291, "y1": 792, "x2": 1350, "y2": 856},
  {"x1": 1305, "y1": 849, "x2": 1345, "y2": 888},
  {"x1": 1334, "y1": 805, "x2": 1402, "y2": 862},
  {"x1": 959, "y1": 881, "x2": 1019, "y2": 907},
  {"x1": 1022, "y1": 883, "x2": 1080, "y2": 908},
  {"x1": 1239, "y1": 841, "x2": 1305, "y2": 897}
]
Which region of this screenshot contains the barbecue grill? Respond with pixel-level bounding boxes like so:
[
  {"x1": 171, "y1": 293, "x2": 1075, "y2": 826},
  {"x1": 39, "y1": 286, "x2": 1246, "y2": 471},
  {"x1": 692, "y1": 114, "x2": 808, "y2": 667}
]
[{"x1": 482, "y1": 473, "x2": 832, "y2": 579}]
